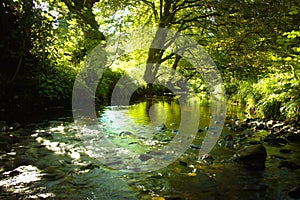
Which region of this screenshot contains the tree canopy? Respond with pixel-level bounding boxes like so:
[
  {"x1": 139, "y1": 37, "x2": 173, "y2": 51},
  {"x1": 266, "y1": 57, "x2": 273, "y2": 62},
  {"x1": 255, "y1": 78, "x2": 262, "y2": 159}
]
[{"x1": 1, "y1": 0, "x2": 300, "y2": 120}]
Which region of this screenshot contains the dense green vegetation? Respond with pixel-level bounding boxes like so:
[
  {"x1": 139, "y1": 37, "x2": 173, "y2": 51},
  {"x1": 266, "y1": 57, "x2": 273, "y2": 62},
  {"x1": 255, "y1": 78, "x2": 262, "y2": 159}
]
[{"x1": 1, "y1": 0, "x2": 300, "y2": 121}]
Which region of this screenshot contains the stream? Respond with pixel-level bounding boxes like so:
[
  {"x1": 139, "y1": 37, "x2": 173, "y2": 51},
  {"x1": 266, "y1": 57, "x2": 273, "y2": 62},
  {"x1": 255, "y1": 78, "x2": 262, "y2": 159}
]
[{"x1": 1, "y1": 97, "x2": 300, "y2": 199}]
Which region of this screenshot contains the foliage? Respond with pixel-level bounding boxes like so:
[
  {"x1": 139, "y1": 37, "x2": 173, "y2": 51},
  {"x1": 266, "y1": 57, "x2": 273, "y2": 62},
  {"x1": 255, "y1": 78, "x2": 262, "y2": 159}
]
[
  {"x1": 38, "y1": 63, "x2": 76, "y2": 101},
  {"x1": 0, "y1": 0, "x2": 123, "y2": 108},
  {"x1": 231, "y1": 72, "x2": 300, "y2": 121},
  {"x1": 96, "y1": 68, "x2": 125, "y2": 105},
  {"x1": 1, "y1": 0, "x2": 300, "y2": 122},
  {"x1": 0, "y1": 0, "x2": 49, "y2": 107},
  {"x1": 255, "y1": 73, "x2": 300, "y2": 121}
]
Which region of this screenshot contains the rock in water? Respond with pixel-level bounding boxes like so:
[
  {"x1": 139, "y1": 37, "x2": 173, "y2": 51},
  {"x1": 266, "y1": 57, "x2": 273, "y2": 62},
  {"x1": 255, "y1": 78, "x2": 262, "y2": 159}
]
[
  {"x1": 9, "y1": 122, "x2": 21, "y2": 130},
  {"x1": 0, "y1": 142, "x2": 12, "y2": 152},
  {"x1": 278, "y1": 161, "x2": 300, "y2": 170},
  {"x1": 119, "y1": 131, "x2": 133, "y2": 136},
  {"x1": 0, "y1": 121, "x2": 7, "y2": 131},
  {"x1": 236, "y1": 144, "x2": 267, "y2": 170},
  {"x1": 155, "y1": 123, "x2": 166, "y2": 131},
  {"x1": 288, "y1": 186, "x2": 300, "y2": 199}
]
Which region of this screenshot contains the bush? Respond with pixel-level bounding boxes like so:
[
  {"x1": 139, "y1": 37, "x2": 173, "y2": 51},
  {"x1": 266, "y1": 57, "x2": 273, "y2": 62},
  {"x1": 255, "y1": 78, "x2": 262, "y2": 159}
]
[
  {"x1": 228, "y1": 72, "x2": 300, "y2": 121},
  {"x1": 96, "y1": 68, "x2": 124, "y2": 105},
  {"x1": 38, "y1": 64, "x2": 77, "y2": 102}
]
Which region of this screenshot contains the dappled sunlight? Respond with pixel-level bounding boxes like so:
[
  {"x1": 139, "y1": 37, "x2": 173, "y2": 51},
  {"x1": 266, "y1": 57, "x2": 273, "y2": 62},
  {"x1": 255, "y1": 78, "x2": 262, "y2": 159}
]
[
  {"x1": 49, "y1": 125, "x2": 65, "y2": 133},
  {"x1": 35, "y1": 127, "x2": 84, "y2": 160},
  {"x1": 1, "y1": 98, "x2": 300, "y2": 199},
  {"x1": 0, "y1": 165, "x2": 43, "y2": 186},
  {"x1": 1, "y1": 0, "x2": 299, "y2": 198},
  {"x1": 0, "y1": 165, "x2": 55, "y2": 198}
]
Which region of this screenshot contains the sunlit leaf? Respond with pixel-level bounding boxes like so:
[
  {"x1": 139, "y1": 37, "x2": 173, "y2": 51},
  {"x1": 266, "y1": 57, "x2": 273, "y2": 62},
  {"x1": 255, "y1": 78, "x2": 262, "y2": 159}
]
[{"x1": 284, "y1": 57, "x2": 292, "y2": 61}]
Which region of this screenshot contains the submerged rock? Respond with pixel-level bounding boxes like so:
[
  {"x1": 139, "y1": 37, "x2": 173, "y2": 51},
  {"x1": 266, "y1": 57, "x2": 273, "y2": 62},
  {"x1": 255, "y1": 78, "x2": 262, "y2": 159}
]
[
  {"x1": 0, "y1": 135, "x2": 13, "y2": 144},
  {"x1": 139, "y1": 154, "x2": 152, "y2": 161},
  {"x1": 285, "y1": 132, "x2": 300, "y2": 142},
  {"x1": 189, "y1": 144, "x2": 201, "y2": 150},
  {"x1": 263, "y1": 135, "x2": 288, "y2": 146},
  {"x1": 179, "y1": 160, "x2": 188, "y2": 166},
  {"x1": 288, "y1": 186, "x2": 300, "y2": 199},
  {"x1": 155, "y1": 123, "x2": 166, "y2": 131},
  {"x1": 197, "y1": 128, "x2": 204, "y2": 133},
  {"x1": 266, "y1": 120, "x2": 276, "y2": 128},
  {"x1": 119, "y1": 131, "x2": 133, "y2": 136},
  {"x1": 236, "y1": 144, "x2": 267, "y2": 170},
  {"x1": 9, "y1": 122, "x2": 21, "y2": 131},
  {"x1": 279, "y1": 149, "x2": 292, "y2": 154},
  {"x1": 278, "y1": 161, "x2": 300, "y2": 170},
  {"x1": 199, "y1": 154, "x2": 214, "y2": 165},
  {"x1": 255, "y1": 122, "x2": 265, "y2": 130},
  {"x1": 0, "y1": 142, "x2": 12, "y2": 152},
  {"x1": 0, "y1": 120, "x2": 7, "y2": 132}
]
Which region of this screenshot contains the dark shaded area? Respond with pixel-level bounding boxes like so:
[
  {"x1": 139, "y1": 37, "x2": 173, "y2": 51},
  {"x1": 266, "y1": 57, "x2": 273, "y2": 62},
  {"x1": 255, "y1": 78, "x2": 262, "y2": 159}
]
[
  {"x1": 0, "y1": 120, "x2": 137, "y2": 199},
  {"x1": 130, "y1": 84, "x2": 174, "y2": 104},
  {"x1": 0, "y1": 0, "x2": 42, "y2": 109}
]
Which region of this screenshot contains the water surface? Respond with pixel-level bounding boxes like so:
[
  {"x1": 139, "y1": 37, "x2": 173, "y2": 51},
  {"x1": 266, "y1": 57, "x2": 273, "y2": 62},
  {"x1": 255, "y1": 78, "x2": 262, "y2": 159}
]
[{"x1": 1, "y1": 97, "x2": 299, "y2": 199}]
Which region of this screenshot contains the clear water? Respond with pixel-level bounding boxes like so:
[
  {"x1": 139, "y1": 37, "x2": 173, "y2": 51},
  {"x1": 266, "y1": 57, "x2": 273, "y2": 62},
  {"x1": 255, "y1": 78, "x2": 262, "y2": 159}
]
[{"x1": 1, "y1": 97, "x2": 300, "y2": 199}]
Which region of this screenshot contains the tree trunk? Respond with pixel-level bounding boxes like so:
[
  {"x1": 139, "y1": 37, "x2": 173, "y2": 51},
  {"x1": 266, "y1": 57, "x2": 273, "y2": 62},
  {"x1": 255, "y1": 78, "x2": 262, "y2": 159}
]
[{"x1": 143, "y1": 0, "x2": 173, "y2": 83}]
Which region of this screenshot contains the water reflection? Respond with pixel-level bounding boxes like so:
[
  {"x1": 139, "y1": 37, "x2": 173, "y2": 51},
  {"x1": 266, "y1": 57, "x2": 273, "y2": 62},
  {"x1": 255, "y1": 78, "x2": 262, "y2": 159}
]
[
  {"x1": 2, "y1": 98, "x2": 299, "y2": 199},
  {"x1": 128, "y1": 99, "x2": 181, "y2": 128}
]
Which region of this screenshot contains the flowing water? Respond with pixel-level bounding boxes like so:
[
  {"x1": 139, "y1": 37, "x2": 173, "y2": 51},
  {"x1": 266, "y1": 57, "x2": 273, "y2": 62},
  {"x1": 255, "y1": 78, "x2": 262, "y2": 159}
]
[{"x1": 1, "y1": 97, "x2": 300, "y2": 199}]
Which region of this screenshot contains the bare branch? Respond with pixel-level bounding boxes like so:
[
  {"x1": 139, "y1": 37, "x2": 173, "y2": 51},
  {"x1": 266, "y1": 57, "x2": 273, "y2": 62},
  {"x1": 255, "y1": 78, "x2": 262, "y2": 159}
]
[
  {"x1": 141, "y1": 0, "x2": 158, "y2": 20},
  {"x1": 160, "y1": 0, "x2": 163, "y2": 19},
  {"x1": 161, "y1": 52, "x2": 176, "y2": 63},
  {"x1": 174, "y1": 12, "x2": 219, "y2": 25},
  {"x1": 172, "y1": 54, "x2": 181, "y2": 70}
]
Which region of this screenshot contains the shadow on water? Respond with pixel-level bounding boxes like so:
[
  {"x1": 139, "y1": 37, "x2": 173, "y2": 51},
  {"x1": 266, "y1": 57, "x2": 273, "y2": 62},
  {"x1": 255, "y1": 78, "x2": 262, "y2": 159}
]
[
  {"x1": 0, "y1": 119, "x2": 139, "y2": 199},
  {"x1": 1, "y1": 96, "x2": 300, "y2": 199}
]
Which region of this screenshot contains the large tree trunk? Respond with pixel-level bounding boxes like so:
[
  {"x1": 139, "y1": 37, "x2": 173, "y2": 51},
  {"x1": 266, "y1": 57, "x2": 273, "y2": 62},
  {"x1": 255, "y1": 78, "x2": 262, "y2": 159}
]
[
  {"x1": 143, "y1": 0, "x2": 173, "y2": 83},
  {"x1": 63, "y1": 0, "x2": 105, "y2": 45},
  {"x1": 143, "y1": 29, "x2": 168, "y2": 83}
]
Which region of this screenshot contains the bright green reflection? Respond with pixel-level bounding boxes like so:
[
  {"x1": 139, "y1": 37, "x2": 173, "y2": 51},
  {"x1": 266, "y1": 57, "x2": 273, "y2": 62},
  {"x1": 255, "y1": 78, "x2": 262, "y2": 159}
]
[{"x1": 128, "y1": 99, "x2": 181, "y2": 129}]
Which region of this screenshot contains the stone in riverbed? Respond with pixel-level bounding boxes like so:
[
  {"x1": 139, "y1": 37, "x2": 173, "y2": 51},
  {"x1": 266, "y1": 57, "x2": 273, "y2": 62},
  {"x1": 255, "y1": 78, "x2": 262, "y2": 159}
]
[
  {"x1": 266, "y1": 120, "x2": 276, "y2": 128},
  {"x1": 278, "y1": 161, "x2": 300, "y2": 170},
  {"x1": 285, "y1": 131, "x2": 300, "y2": 142},
  {"x1": 8, "y1": 122, "x2": 21, "y2": 131},
  {"x1": 263, "y1": 135, "x2": 288, "y2": 146},
  {"x1": 288, "y1": 186, "x2": 300, "y2": 199},
  {"x1": 190, "y1": 144, "x2": 201, "y2": 149},
  {"x1": 155, "y1": 123, "x2": 166, "y2": 131},
  {"x1": 199, "y1": 154, "x2": 214, "y2": 165},
  {"x1": 119, "y1": 131, "x2": 133, "y2": 136},
  {"x1": 236, "y1": 144, "x2": 267, "y2": 170},
  {"x1": 197, "y1": 128, "x2": 204, "y2": 133},
  {"x1": 279, "y1": 149, "x2": 292, "y2": 154},
  {"x1": 0, "y1": 120, "x2": 7, "y2": 131},
  {"x1": 0, "y1": 142, "x2": 12, "y2": 152},
  {"x1": 139, "y1": 154, "x2": 152, "y2": 161},
  {"x1": 0, "y1": 135, "x2": 13, "y2": 144},
  {"x1": 255, "y1": 122, "x2": 265, "y2": 130}
]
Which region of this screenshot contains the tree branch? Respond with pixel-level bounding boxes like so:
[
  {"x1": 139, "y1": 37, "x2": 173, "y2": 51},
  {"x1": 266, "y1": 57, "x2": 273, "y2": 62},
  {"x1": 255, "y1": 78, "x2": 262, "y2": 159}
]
[
  {"x1": 141, "y1": 0, "x2": 158, "y2": 21},
  {"x1": 174, "y1": 12, "x2": 219, "y2": 25}
]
